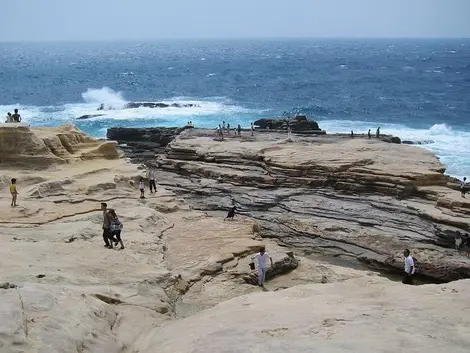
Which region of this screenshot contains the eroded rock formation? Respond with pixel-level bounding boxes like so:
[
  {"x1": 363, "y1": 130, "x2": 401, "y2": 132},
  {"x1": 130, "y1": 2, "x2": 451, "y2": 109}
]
[{"x1": 0, "y1": 124, "x2": 119, "y2": 168}]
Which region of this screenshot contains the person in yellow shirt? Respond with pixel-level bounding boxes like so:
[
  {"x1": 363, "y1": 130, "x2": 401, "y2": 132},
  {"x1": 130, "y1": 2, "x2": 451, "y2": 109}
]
[{"x1": 10, "y1": 178, "x2": 18, "y2": 207}]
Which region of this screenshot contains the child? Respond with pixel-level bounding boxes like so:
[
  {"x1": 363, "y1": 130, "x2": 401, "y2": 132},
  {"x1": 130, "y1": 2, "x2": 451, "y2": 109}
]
[
  {"x1": 139, "y1": 177, "x2": 145, "y2": 199},
  {"x1": 461, "y1": 177, "x2": 467, "y2": 198},
  {"x1": 10, "y1": 178, "x2": 18, "y2": 207}
]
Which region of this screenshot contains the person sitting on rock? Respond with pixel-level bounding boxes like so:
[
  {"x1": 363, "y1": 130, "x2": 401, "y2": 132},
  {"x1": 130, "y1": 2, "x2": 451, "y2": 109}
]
[
  {"x1": 5, "y1": 112, "x2": 13, "y2": 123},
  {"x1": 10, "y1": 178, "x2": 18, "y2": 207},
  {"x1": 461, "y1": 177, "x2": 467, "y2": 198},
  {"x1": 224, "y1": 206, "x2": 236, "y2": 220},
  {"x1": 12, "y1": 109, "x2": 21, "y2": 123},
  {"x1": 402, "y1": 249, "x2": 415, "y2": 285},
  {"x1": 139, "y1": 177, "x2": 145, "y2": 199},
  {"x1": 108, "y1": 209, "x2": 125, "y2": 250},
  {"x1": 252, "y1": 247, "x2": 273, "y2": 287}
]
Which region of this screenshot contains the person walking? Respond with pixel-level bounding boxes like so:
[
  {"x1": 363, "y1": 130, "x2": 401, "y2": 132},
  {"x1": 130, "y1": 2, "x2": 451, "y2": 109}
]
[
  {"x1": 139, "y1": 177, "x2": 145, "y2": 199},
  {"x1": 148, "y1": 167, "x2": 157, "y2": 193},
  {"x1": 100, "y1": 203, "x2": 112, "y2": 248},
  {"x1": 402, "y1": 249, "x2": 415, "y2": 285},
  {"x1": 252, "y1": 246, "x2": 273, "y2": 286},
  {"x1": 108, "y1": 209, "x2": 125, "y2": 250}
]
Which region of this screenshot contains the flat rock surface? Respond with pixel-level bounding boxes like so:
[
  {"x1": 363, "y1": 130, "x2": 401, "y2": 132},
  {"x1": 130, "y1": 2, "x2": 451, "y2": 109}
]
[
  {"x1": 135, "y1": 277, "x2": 470, "y2": 353},
  {"x1": 1, "y1": 125, "x2": 469, "y2": 352},
  {"x1": 155, "y1": 128, "x2": 470, "y2": 281}
]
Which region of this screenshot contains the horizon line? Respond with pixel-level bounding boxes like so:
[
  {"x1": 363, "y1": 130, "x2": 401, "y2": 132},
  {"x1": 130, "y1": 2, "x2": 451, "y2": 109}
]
[{"x1": 1, "y1": 36, "x2": 469, "y2": 43}]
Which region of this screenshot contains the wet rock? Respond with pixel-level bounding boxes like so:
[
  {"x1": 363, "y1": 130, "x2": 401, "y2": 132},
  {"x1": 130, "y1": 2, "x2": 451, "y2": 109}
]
[
  {"x1": 77, "y1": 114, "x2": 105, "y2": 120},
  {"x1": 254, "y1": 115, "x2": 324, "y2": 133},
  {"x1": 124, "y1": 102, "x2": 199, "y2": 109}
]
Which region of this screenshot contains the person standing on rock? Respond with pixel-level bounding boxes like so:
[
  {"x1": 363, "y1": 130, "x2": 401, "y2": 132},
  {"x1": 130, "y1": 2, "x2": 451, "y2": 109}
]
[
  {"x1": 148, "y1": 168, "x2": 157, "y2": 193},
  {"x1": 460, "y1": 177, "x2": 467, "y2": 198},
  {"x1": 101, "y1": 202, "x2": 112, "y2": 248},
  {"x1": 10, "y1": 178, "x2": 18, "y2": 207},
  {"x1": 251, "y1": 122, "x2": 254, "y2": 136},
  {"x1": 139, "y1": 177, "x2": 145, "y2": 199},
  {"x1": 402, "y1": 249, "x2": 415, "y2": 285},
  {"x1": 237, "y1": 124, "x2": 242, "y2": 136},
  {"x1": 252, "y1": 246, "x2": 273, "y2": 287},
  {"x1": 376, "y1": 127, "x2": 380, "y2": 138},
  {"x1": 368, "y1": 129, "x2": 371, "y2": 139}
]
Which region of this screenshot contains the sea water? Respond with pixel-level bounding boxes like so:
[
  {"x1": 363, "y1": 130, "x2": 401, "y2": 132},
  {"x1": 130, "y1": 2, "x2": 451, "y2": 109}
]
[{"x1": 0, "y1": 39, "x2": 469, "y2": 177}]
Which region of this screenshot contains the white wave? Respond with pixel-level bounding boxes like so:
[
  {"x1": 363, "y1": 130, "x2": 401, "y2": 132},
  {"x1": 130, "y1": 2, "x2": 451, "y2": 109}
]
[
  {"x1": 81, "y1": 87, "x2": 127, "y2": 110},
  {"x1": 318, "y1": 120, "x2": 470, "y2": 178}
]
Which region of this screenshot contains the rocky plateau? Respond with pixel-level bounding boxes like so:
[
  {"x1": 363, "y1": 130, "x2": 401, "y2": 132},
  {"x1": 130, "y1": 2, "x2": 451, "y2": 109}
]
[{"x1": 0, "y1": 122, "x2": 469, "y2": 352}]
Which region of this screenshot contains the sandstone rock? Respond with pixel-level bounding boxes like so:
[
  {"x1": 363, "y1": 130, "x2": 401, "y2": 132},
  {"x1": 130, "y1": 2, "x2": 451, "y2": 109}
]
[
  {"x1": 135, "y1": 277, "x2": 470, "y2": 353},
  {"x1": 0, "y1": 124, "x2": 119, "y2": 169}
]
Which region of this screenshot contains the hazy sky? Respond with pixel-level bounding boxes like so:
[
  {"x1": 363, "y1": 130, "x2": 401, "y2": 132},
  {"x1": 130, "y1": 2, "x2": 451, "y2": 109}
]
[{"x1": 1, "y1": 0, "x2": 469, "y2": 41}]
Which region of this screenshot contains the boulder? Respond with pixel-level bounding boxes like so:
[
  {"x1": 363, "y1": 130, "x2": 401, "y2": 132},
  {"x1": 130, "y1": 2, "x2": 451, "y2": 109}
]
[
  {"x1": 254, "y1": 115, "x2": 322, "y2": 132},
  {"x1": 124, "y1": 102, "x2": 199, "y2": 109}
]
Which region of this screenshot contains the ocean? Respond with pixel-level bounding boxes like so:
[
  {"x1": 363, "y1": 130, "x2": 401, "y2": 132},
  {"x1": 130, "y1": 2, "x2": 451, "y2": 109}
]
[{"x1": 0, "y1": 39, "x2": 469, "y2": 177}]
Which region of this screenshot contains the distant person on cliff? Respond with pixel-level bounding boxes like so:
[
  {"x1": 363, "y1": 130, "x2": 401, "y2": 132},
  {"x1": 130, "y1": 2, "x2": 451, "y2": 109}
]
[
  {"x1": 376, "y1": 127, "x2": 380, "y2": 138},
  {"x1": 224, "y1": 206, "x2": 236, "y2": 220},
  {"x1": 101, "y1": 202, "x2": 112, "y2": 248},
  {"x1": 461, "y1": 177, "x2": 467, "y2": 198},
  {"x1": 10, "y1": 178, "x2": 18, "y2": 207},
  {"x1": 237, "y1": 124, "x2": 242, "y2": 136},
  {"x1": 466, "y1": 236, "x2": 470, "y2": 258},
  {"x1": 5, "y1": 112, "x2": 13, "y2": 123},
  {"x1": 139, "y1": 177, "x2": 145, "y2": 199},
  {"x1": 12, "y1": 109, "x2": 21, "y2": 123},
  {"x1": 108, "y1": 209, "x2": 125, "y2": 250},
  {"x1": 368, "y1": 129, "x2": 371, "y2": 139},
  {"x1": 251, "y1": 246, "x2": 273, "y2": 287},
  {"x1": 402, "y1": 249, "x2": 415, "y2": 285},
  {"x1": 148, "y1": 168, "x2": 157, "y2": 193}
]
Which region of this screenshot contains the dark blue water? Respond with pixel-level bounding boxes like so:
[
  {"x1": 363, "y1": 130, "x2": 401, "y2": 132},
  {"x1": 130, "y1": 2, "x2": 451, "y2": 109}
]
[{"x1": 0, "y1": 39, "x2": 469, "y2": 176}]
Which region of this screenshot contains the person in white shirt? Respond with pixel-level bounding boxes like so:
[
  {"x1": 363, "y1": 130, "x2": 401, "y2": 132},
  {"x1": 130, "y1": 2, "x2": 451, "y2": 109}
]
[
  {"x1": 403, "y1": 249, "x2": 415, "y2": 285},
  {"x1": 148, "y1": 168, "x2": 157, "y2": 193},
  {"x1": 252, "y1": 247, "x2": 273, "y2": 286}
]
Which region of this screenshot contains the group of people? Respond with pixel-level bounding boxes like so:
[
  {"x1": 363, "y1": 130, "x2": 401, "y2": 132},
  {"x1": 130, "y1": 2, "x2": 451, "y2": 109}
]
[
  {"x1": 350, "y1": 127, "x2": 381, "y2": 139},
  {"x1": 100, "y1": 202, "x2": 125, "y2": 250},
  {"x1": 4, "y1": 109, "x2": 22, "y2": 123},
  {"x1": 216, "y1": 121, "x2": 255, "y2": 139}
]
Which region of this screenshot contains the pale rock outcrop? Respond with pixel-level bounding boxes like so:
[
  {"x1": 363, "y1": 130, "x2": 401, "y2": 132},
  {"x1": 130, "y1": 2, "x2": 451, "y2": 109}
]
[
  {"x1": 0, "y1": 124, "x2": 118, "y2": 169},
  {"x1": 135, "y1": 277, "x2": 470, "y2": 353}
]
